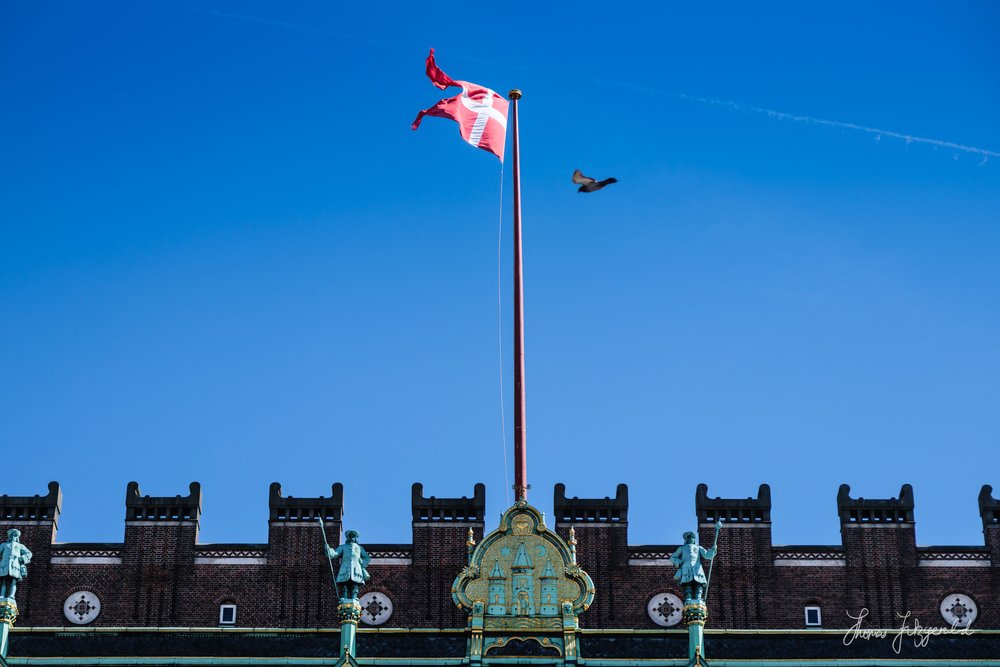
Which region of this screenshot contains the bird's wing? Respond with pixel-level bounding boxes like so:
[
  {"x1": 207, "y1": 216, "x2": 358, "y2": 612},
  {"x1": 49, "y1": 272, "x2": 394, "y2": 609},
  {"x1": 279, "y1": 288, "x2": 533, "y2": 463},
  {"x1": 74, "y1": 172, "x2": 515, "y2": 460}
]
[{"x1": 572, "y1": 169, "x2": 595, "y2": 185}]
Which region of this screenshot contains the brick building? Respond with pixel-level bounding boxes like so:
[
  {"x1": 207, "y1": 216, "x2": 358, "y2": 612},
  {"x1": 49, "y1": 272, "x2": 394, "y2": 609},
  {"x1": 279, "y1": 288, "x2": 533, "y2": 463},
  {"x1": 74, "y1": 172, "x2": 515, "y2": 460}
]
[{"x1": 2, "y1": 480, "x2": 998, "y2": 664}]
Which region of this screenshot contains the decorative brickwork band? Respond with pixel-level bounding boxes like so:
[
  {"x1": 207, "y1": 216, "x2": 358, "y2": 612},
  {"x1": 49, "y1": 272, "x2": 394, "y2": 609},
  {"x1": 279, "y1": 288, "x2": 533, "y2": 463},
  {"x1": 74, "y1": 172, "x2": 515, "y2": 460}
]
[
  {"x1": 695, "y1": 483, "x2": 770, "y2": 524},
  {"x1": 979, "y1": 485, "x2": 999, "y2": 529},
  {"x1": 0, "y1": 481, "x2": 61, "y2": 526},
  {"x1": 268, "y1": 483, "x2": 343, "y2": 522},
  {"x1": 837, "y1": 483, "x2": 914, "y2": 524},
  {"x1": 411, "y1": 483, "x2": 485, "y2": 522},
  {"x1": 553, "y1": 483, "x2": 628, "y2": 523},
  {"x1": 125, "y1": 481, "x2": 201, "y2": 522}
]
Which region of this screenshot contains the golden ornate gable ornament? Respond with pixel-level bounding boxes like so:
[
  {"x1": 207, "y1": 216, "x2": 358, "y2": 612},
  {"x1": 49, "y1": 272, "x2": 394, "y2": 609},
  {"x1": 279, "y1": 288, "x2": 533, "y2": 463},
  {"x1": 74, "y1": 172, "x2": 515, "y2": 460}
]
[{"x1": 452, "y1": 502, "x2": 594, "y2": 664}]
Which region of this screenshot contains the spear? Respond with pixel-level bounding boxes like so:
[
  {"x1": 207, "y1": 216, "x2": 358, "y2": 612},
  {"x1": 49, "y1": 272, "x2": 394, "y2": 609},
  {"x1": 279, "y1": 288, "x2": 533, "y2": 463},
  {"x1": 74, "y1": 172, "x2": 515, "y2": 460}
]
[
  {"x1": 317, "y1": 516, "x2": 340, "y2": 599},
  {"x1": 703, "y1": 520, "x2": 723, "y2": 603}
]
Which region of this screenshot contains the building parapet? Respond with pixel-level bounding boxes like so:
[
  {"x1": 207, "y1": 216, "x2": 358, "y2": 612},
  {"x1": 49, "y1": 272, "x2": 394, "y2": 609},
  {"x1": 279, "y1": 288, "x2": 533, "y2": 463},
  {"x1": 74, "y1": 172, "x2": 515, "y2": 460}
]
[
  {"x1": 125, "y1": 481, "x2": 201, "y2": 523},
  {"x1": 837, "y1": 483, "x2": 914, "y2": 524},
  {"x1": 553, "y1": 483, "x2": 628, "y2": 523},
  {"x1": 4, "y1": 481, "x2": 998, "y2": 556},
  {"x1": 410, "y1": 483, "x2": 485, "y2": 523},
  {"x1": 0, "y1": 480, "x2": 62, "y2": 525},
  {"x1": 696, "y1": 483, "x2": 770, "y2": 524},
  {"x1": 268, "y1": 482, "x2": 343, "y2": 522}
]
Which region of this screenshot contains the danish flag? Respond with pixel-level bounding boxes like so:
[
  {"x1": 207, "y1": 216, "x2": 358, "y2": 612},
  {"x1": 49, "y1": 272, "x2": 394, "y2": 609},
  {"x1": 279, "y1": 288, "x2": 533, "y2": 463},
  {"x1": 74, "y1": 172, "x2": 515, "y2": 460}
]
[{"x1": 411, "y1": 49, "x2": 509, "y2": 161}]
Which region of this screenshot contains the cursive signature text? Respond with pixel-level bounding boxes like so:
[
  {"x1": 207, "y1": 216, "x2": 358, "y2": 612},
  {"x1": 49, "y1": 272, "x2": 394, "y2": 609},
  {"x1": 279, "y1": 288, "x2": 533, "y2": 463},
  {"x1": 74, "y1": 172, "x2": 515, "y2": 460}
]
[{"x1": 843, "y1": 608, "x2": 974, "y2": 654}]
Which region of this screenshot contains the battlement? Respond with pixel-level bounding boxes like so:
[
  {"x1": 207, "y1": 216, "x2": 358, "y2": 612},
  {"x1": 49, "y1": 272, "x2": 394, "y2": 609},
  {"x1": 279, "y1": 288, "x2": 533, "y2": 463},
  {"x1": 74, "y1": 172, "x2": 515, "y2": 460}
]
[
  {"x1": 268, "y1": 482, "x2": 343, "y2": 522},
  {"x1": 410, "y1": 482, "x2": 485, "y2": 523},
  {"x1": 837, "y1": 483, "x2": 914, "y2": 524},
  {"x1": 0, "y1": 480, "x2": 61, "y2": 525},
  {"x1": 553, "y1": 483, "x2": 628, "y2": 523},
  {"x1": 696, "y1": 483, "x2": 771, "y2": 524},
  {"x1": 2, "y1": 480, "x2": 995, "y2": 547},
  {"x1": 1, "y1": 480, "x2": 997, "y2": 631},
  {"x1": 125, "y1": 480, "x2": 201, "y2": 523}
]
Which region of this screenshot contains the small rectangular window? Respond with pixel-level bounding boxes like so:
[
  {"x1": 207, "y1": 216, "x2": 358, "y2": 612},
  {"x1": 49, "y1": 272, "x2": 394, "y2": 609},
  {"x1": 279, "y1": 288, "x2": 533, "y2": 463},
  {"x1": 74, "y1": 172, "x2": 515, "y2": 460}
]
[
  {"x1": 804, "y1": 606, "x2": 822, "y2": 627},
  {"x1": 219, "y1": 604, "x2": 237, "y2": 625}
]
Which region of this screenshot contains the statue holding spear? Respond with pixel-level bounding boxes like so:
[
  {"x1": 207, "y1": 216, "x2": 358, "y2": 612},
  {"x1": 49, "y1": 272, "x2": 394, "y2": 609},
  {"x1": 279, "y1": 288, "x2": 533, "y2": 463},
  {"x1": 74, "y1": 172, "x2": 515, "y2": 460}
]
[
  {"x1": 318, "y1": 518, "x2": 370, "y2": 601},
  {"x1": 670, "y1": 522, "x2": 722, "y2": 667},
  {"x1": 319, "y1": 517, "x2": 371, "y2": 600},
  {"x1": 670, "y1": 522, "x2": 721, "y2": 604},
  {"x1": 318, "y1": 517, "x2": 371, "y2": 659}
]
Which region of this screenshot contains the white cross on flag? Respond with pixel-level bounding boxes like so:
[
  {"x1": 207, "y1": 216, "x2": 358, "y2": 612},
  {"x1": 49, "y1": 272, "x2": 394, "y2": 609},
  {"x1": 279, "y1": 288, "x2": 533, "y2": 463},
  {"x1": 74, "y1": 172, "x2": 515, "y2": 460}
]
[{"x1": 411, "y1": 49, "x2": 509, "y2": 161}]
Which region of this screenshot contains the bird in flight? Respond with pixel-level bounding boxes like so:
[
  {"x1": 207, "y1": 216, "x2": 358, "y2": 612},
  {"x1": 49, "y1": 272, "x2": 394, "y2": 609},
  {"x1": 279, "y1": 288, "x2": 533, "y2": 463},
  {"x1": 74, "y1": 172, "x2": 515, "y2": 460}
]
[{"x1": 572, "y1": 169, "x2": 618, "y2": 193}]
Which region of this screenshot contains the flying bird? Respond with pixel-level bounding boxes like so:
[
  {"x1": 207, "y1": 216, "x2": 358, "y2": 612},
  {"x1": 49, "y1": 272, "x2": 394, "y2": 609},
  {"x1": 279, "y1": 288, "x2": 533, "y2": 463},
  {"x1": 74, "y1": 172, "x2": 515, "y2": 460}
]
[{"x1": 572, "y1": 169, "x2": 618, "y2": 193}]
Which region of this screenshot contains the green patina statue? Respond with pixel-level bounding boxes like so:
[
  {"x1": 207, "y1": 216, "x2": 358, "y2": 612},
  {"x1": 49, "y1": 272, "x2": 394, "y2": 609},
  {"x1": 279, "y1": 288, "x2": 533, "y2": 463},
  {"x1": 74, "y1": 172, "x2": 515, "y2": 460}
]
[
  {"x1": 0, "y1": 529, "x2": 32, "y2": 600},
  {"x1": 670, "y1": 530, "x2": 716, "y2": 603},
  {"x1": 325, "y1": 529, "x2": 371, "y2": 601}
]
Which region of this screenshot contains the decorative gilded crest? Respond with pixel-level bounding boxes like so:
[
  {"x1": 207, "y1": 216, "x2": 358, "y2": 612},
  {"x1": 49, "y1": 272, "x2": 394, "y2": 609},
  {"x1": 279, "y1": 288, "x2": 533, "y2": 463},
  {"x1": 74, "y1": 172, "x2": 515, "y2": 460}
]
[{"x1": 453, "y1": 502, "x2": 594, "y2": 664}]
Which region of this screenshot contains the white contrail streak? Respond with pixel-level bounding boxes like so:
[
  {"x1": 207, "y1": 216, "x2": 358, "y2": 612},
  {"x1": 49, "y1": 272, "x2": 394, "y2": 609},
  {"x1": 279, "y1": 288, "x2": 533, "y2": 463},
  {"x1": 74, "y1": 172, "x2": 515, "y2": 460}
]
[{"x1": 676, "y1": 93, "x2": 999, "y2": 162}]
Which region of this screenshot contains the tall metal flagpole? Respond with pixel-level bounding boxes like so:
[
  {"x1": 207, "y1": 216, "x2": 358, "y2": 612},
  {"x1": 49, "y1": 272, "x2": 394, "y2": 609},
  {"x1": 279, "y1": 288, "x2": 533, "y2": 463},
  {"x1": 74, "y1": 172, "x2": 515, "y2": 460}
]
[{"x1": 508, "y1": 89, "x2": 528, "y2": 503}]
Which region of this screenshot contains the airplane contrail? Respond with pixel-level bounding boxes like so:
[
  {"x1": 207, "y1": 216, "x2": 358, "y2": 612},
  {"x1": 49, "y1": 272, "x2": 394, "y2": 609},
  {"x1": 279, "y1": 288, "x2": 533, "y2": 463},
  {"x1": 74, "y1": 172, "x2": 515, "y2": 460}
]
[{"x1": 675, "y1": 93, "x2": 998, "y2": 163}]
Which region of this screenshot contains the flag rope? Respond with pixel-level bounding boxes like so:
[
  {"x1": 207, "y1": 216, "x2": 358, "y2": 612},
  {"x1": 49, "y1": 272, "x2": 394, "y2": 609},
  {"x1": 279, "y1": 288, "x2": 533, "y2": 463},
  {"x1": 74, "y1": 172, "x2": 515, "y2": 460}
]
[{"x1": 496, "y1": 161, "x2": 510, "y2": 508}]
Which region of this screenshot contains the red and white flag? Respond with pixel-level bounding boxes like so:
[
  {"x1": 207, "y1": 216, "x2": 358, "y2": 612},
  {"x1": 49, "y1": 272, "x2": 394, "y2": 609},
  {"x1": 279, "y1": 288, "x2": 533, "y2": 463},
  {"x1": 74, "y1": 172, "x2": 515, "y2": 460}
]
[{"x1": 412, "y1": 49, "x2": 509, "y2": 161}]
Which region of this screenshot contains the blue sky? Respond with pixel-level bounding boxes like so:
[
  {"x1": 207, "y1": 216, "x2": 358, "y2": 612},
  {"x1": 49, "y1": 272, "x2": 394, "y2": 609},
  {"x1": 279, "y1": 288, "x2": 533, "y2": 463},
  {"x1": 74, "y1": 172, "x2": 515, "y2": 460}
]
[{"x1": 1, "y1": 1, "x2": 998, "y2": 548}]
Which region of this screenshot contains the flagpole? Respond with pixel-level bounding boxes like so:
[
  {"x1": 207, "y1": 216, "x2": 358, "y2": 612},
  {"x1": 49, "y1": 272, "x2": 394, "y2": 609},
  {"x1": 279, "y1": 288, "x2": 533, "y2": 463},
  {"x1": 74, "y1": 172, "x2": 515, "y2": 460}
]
[{"x1": 509, "y1": 89, "x2": 528, "y2": 504}]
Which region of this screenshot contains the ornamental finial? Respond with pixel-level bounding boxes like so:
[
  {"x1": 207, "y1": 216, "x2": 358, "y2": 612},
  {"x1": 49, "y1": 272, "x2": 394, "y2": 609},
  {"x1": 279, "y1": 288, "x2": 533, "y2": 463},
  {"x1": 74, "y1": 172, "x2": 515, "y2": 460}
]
[{"x1": 508, "y1": 89, "x2": 522, "y2": 100}]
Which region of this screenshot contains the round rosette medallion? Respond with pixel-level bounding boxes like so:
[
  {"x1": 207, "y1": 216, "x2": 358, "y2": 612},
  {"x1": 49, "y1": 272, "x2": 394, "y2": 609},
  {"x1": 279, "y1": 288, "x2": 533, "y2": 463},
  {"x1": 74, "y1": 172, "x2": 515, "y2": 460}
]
[
  {"x1": 939, "y1": 593, "x2": 977, "y2": 628},
  {"x1": 358, "y1": 591, "x2": 393, "y2": 626},
  {"x1": 647, "y1": 592, "x2": 683, "y2": 627},
  {"x1": 64, "y1": 591, "x2": 101, "y2": 625}
]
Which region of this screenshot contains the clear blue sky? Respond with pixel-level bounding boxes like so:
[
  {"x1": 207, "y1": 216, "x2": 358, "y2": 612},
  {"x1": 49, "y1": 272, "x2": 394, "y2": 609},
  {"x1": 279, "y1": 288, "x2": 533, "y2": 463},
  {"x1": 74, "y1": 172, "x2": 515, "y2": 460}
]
[{"x1": 2, "y1": 1, "x2": 998, "y2": 548}]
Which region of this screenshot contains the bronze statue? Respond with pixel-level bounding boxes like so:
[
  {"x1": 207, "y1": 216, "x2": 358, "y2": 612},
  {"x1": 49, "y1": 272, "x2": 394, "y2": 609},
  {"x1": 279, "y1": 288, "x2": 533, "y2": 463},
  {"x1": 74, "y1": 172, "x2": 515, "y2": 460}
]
[
  {"x1": 325, "y1": 529, "x2": 371, "y2": 601},
  {"x1": 0, "y1": 529, "x2": 32, "y2": 600},
  {"x1": 670, "y1": 530, "x2": 716, "y2": 603}
]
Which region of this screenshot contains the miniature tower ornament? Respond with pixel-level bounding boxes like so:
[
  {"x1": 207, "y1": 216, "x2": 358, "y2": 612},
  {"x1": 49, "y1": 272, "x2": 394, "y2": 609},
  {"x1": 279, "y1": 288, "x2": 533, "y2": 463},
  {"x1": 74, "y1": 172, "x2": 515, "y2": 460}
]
[
  {"x1": 320, "y1": 521, "x2": 371, "y2": 661},
  {"x1": 670, "y1": 523, "x2": 721, "y2": 666},
  {"x1": 0, "y1": 528, "x2": 32, "y2": 658}
]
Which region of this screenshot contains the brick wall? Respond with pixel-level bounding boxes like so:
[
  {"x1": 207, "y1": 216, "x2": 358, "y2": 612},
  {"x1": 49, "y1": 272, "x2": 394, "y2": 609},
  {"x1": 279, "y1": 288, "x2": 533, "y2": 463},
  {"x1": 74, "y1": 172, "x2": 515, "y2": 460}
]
[{"x1": 3, "y1": 481, "x2": 996, "y2": 631}]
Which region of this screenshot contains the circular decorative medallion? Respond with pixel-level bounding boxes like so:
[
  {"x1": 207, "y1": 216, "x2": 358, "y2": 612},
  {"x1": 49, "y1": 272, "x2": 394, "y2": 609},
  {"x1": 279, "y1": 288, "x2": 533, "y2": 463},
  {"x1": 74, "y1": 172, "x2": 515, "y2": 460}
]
[
  {"x1": 64, "y1": 591, "x2": 101, "y2": 625},
  {"x1": 358, "y1": 592, "x2": 393, "y2": 626},
  {"x1": 647, "y1": 592, "x2": 683, "y2": 627},
  {"x1": 939, "y1": 593, "x2": 977, "y2": 628}
]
